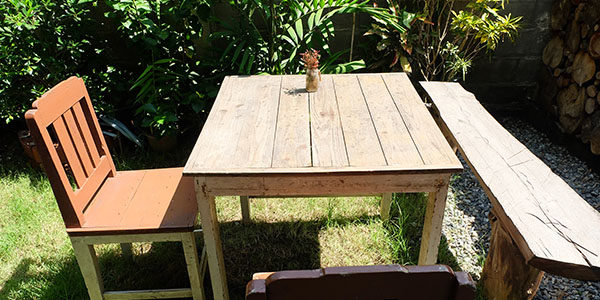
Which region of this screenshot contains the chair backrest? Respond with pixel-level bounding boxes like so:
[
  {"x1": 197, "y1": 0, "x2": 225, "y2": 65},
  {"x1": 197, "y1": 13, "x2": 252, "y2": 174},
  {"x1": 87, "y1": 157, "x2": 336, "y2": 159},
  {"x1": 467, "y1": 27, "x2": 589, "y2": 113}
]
[
  {"x1": 246, "y1": 265, "x2": 476, "y2": 300},
  {"x1": 25, "y1": 77, "x2": 116, "y2": 228}
]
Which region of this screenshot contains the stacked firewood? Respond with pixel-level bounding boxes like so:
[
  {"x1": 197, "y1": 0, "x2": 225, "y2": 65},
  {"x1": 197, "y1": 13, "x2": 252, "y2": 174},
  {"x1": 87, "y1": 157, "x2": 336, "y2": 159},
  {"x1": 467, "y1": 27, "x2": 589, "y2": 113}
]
[{"x1": 541, "y1": 0, "x2": 600, "y2": 154}]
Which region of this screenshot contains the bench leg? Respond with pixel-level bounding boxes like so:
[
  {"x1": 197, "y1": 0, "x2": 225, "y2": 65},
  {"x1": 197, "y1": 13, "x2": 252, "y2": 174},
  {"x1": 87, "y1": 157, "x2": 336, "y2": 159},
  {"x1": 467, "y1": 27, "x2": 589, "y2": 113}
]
[
  {"x1": 418, "y1": 179, "x2": 449, "y2": 265},
  {"x1": 240, "y1": 196, "x2": 251, "y2": 224},
  {"x1": 380, "y1": 193, "x2": 393, "y2": 220},
  {"x1": 70, "y1": 238, "x2": 104, "y2": 300},
  {"x1": 482, "y1": 211, "x2": 544, "y2": 300}
]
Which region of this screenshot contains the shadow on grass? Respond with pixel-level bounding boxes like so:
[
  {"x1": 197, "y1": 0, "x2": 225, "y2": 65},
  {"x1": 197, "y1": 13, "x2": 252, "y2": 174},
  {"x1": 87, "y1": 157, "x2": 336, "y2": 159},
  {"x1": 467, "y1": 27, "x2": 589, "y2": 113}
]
[
  {"x1": 219, "y1": 214, "x2": 382, "y2": 300},
  {"x1": 0, "y1": 241, "x2": 206, "y2": 300}
]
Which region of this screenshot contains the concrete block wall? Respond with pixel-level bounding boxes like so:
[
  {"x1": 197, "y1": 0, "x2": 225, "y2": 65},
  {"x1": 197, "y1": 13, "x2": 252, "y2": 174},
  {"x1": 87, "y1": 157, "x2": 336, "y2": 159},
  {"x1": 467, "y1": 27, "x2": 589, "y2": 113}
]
[{"x1": 463, "y1": 0, "x2": 554, "y2": 110}]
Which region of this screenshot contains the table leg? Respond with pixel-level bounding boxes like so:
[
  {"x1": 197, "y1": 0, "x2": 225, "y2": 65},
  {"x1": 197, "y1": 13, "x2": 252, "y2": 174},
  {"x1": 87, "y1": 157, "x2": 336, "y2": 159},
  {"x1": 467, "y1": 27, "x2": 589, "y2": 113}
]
[
  {"x1": 240, "y1": 196, "x2": 251, "y2": 224},
  {"x1": 418, "y1": 178, "x2": 450, "y2": 265},
  {"x1": 380, "y1": 193, "x2": 392, "y2": 220},
  {"x1": 194, "y1": 179, "x2": 229, "y2": 300}
]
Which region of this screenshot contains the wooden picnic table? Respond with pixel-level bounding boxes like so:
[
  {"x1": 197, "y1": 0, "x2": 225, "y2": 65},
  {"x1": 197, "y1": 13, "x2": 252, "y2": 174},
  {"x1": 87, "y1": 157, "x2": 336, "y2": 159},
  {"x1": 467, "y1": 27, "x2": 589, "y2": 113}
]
[{"x1": 183, "y1": 73, "x2": 462, "y2": 300}]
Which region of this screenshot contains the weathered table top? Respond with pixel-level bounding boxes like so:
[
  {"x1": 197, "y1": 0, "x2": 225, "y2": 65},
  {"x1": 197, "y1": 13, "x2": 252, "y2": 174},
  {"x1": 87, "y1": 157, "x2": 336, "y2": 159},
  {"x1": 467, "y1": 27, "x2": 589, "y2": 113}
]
[{"x1": 184, "y1": 73, "x2": 461, "y2": 176}]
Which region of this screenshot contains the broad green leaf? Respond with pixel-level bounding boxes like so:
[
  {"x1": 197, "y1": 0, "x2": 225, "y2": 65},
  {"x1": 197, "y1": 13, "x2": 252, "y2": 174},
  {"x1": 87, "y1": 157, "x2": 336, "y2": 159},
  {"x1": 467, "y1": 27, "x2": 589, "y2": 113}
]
[
  {"x1": 231, "y1": 40, "x2": 246, "y2": 63},
  {"x1": 286, "y1": 25, "x2": 298, "y2": 44},
  {"x1": 239, "y1": 50, "x2": 250, "y2": 74}
]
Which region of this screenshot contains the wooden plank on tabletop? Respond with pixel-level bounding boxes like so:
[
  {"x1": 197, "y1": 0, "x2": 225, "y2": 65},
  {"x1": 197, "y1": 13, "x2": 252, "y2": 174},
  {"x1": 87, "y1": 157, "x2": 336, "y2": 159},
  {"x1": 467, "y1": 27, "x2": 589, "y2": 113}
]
[
  {"x1": 309, "y1": 75, "x2": 349, "y2": 167},
  {"x1": 357, "y1": 74, "x2": 423, "y2": 166},
  {"x1": 272, "y1": 75, "x2": 311, "y2": 168},
  {"x1": 332, "y1": 75, "x2": 386, "y2": 167}
]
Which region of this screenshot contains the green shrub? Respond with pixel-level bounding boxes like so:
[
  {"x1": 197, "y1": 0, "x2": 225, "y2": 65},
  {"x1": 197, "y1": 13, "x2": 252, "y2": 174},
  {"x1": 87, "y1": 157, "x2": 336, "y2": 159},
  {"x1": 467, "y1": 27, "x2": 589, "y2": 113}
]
[
  {"x1": 0, "y1": 0, "x2": 99, "y2": 123},
  {"x1": 366, "y1": 0, "x2": 522, "y2": 81},
  {"x1": 0, "y1": 0, "x2": 212, "y2": 131},
  {"x1": 212, "y1": 0, "x2": 383, "y2": 75}
]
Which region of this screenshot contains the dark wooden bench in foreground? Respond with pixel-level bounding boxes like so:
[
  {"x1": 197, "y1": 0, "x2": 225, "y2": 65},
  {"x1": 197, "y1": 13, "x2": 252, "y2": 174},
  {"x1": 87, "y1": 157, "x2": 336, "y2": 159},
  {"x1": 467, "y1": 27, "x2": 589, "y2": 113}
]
[
  {"x1": 245, "y1": 265, "x2": 475, "y2": 300},
  {"x1": 422, "y1": 82, "x2": 600, "y2": 299}
]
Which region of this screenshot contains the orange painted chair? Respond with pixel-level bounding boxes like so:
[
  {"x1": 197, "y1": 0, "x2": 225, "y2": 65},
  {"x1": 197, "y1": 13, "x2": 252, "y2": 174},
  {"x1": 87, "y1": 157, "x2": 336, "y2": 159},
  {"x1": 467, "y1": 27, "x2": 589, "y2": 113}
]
[{"x1": 25, "y1": 77, "x2": 207, "y2": 300}]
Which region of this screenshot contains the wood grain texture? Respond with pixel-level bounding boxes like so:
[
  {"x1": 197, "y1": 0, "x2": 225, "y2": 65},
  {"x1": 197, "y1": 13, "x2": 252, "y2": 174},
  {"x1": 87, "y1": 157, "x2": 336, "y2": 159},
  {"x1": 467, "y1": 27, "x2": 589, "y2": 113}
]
[
  {"x1": 29, "y1": 77, "x2": 206, "y2": 300},
  {"x1": 418, "y1": 179, "x2": 450, "y2": 265},
  {"x1": 482, "y1": 211, "x2": 543, "y2": 300},
  {"x1": 199, "y1": 173, "x2": 450, "y2": 196},
  {"x1": 383, "y1": 74, "x2": 459, "y2": 167},
  {"x1": 25, "y1": 77, "x2": 116, "y2": 227},
  {"x1": 332, "y1": 74, "x2": 386, "y2": 166},
  {"x1": 194, "y1": 178, "x2": 229, "y2": 300},
  {"x1": 53, "y1": 116, "x2": 87, "y2": 187},
  {"x1": 423, "y1": 81, "x2": 600, "y2": 280},
  {"x1": 229, "y1": 76, "x2": 281, "y2": 168},
  {"x1": 309, "y1": 75, "x2": 349, "y2": 167},
  {"x1": 240, "y1": 196, "x2": 251, "y2": 224},
  {"x1": 71, "y1": 102, "x2": 100, "y2": 166},
  {"x1": 184, "y1": 73, "x2": 462, "y2": 175},
  {"x1": 186, "y1": 74, "x2": 463, "y2": 300},
  {"x1": 71, "y1": 239, "x2": 104, "y2": 300},
  {"x1": 272, "y1": 75, "x2": 311, "y2": 168},
  {"x1": 358, "y1": 74, "x2": 423, "y2": 166},
  {"x1": 380, "y1": 193, "x2": 392, "y2": 220},
  {"x1": 72, "y1": 232, "x2": 206, "y2": 300},
  {"x1": 78, "y1": 168, "x2": 197, "y2": 236},
  {"x1": 182, "y1": 232, "x2": 206, "y2": 300},
  {"x1": 63, "y1": 108, "x2": 94, "y2": 175}
]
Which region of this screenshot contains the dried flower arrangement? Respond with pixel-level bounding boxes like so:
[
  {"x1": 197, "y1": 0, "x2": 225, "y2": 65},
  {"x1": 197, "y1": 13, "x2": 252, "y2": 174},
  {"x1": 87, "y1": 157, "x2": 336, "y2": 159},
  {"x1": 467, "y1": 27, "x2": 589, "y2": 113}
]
[{"x1": 300, "y1": 49, "x2": 320, "y2": 69}]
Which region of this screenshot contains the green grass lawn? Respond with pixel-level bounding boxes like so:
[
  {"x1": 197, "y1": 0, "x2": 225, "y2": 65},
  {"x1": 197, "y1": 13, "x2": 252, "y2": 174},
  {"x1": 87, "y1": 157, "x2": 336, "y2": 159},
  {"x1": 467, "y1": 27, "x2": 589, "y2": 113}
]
[{"x1": 0, "y1": 136, "x2": 466, "y2": 300}]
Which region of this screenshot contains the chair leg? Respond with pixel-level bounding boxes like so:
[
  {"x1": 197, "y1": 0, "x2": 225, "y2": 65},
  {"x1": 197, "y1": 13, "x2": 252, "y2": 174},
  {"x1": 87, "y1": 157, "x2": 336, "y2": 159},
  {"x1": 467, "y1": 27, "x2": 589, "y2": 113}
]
[
  {"x1": 380, "y1": 193, "x2": 393, "y2": 220},
  {"x1": 70, "y1": 238, "x2": 104, "y2": 300},
  {"x1": 182, "y1": 232, "x2": 206, "y2": 300},
  {"x1": 240, "y1": 196, "x2": 251, "y2": 224},
  {"x1": 120, "y1": 243, "x2": 133, "y2": 258}
]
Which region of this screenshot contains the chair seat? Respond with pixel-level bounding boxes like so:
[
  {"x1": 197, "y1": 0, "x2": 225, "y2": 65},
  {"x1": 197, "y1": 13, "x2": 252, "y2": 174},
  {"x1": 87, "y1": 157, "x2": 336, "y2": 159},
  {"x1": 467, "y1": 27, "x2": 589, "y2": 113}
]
[{"x1": 66, "y1": 167, "x2": 197, "y2": 236}]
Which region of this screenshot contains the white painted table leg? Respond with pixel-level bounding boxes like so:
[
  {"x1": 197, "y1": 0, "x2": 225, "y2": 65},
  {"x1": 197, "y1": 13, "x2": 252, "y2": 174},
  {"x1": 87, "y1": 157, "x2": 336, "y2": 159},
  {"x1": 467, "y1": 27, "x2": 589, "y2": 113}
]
[
  {"x1": 418, "y1": 179, "x2": 450, "y2": 265},
  {"x1": 70, "y1": 238, "x2": 104, "y2": 300},
  {"x1": 194, "y1": 178, "x2": 229, "y2": 300},
  {"x1": 240, "y1": 196, "x2": 251, "y2": 224},
  {"x1": 380, "y1": 193, "x2": 393, "y2": 220},
  {"x1": 181, "y1": 232, "x2": 206, "y2": 300}
]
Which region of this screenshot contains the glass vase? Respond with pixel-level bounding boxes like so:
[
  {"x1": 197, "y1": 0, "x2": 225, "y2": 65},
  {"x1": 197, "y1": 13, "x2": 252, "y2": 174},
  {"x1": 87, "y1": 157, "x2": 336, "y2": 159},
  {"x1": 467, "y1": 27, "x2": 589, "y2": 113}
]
[{"x1": 306, "y1": 68, "x2": 320, "y2": 92}]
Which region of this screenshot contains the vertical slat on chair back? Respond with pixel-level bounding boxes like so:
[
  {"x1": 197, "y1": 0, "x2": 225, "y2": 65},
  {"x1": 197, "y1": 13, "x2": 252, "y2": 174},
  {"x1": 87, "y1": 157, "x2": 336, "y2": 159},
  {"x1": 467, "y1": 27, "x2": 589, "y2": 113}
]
[{"x1": 25, "y1": 77, "x2": 116, "y2": 228}]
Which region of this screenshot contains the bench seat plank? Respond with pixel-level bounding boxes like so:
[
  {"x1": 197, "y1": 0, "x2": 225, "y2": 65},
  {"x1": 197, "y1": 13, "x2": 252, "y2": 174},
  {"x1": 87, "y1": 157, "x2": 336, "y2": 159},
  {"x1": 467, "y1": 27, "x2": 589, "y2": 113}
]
[{"x1": 422, "y1": 82, "x2": 600, "y2": 281}]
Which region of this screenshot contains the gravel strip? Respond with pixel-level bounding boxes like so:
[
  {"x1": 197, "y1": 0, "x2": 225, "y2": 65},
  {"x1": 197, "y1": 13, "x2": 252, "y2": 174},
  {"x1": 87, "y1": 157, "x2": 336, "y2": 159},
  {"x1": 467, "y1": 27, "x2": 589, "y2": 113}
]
[{"x1": 441, "y1": 116, "x2": 600, "y2": 299}]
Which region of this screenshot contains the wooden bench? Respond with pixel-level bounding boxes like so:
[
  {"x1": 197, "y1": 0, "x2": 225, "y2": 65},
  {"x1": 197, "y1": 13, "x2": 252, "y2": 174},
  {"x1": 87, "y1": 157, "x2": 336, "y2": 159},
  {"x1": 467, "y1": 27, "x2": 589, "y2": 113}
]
[
  {"x1": 422, "y1": 82, "x2": 600, "y2": 299},
  {"x1": 245, "y1": 265, "x2": 476, "y2": 300}
]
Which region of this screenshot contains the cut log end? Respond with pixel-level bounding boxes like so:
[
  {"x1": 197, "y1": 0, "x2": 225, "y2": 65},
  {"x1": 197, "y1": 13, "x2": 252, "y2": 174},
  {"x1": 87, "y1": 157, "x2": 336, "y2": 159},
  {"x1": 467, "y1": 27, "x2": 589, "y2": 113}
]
[
  {"x1": 543, "y1": 37, "x2": 565, "y2": 68},
  {"x1": 590, "y1": 33, "x2": 600, "y2": 59},
  {"x1": 572, "y1": 52, "x2": 596, "y2": 85}
]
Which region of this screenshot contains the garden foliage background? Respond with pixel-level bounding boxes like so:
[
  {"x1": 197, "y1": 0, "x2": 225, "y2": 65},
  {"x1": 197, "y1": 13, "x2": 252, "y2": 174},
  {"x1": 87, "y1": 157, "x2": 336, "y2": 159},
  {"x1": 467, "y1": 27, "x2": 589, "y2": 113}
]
[{"x1": 0, "y1": 0, "x2": 521, "y2": 140}]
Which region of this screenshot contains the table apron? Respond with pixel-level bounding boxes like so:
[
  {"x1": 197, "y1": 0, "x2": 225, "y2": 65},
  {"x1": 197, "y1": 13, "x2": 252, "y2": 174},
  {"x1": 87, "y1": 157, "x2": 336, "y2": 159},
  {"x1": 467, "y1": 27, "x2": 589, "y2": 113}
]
[{"x1": 193, "y1": 173, "x2": 452, "y2": 196}]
